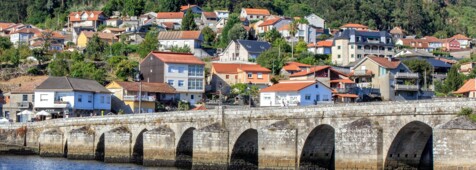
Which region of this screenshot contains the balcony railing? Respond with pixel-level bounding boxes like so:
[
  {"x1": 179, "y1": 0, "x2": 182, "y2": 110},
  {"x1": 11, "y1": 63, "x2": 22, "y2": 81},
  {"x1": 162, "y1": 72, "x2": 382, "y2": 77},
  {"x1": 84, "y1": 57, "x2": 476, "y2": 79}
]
[
  {"x1": 432, "y1": 73, "x2": 447, "y2": 79},
  {"x1": 356, "y1": 82, "x2": 372, "y2": 88},
  {"x1": 53, "y1": 101, "x2": 69, "y2": 108},
  {"x1": 16, "y1": 101, "x2": 30, "y2": 108},
  {"x1": 334, "y1": 88, "x2": 350, "y2": 94},
  {"x1": 353, "y1": 70, "x2": 371, "y2": 76},
  {"x1": 394, "y1": 84, "x2": 419, "y2": 91},
  {"x1": 395, "y1": 72, "x2": 419, "y2": 79},
  {"x1": 124, "y1": 95, "x2": 156, "y2": 102}
]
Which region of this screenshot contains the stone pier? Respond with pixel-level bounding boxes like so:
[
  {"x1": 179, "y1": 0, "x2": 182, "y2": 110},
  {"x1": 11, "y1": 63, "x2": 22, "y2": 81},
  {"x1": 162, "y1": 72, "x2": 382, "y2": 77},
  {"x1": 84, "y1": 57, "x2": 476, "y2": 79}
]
[
  {"x1": 67, "y1": 126, "x2": 95, "y2": 160},
  {"x1": 143, "y1": 126, "x2": 176, "y2": 166},
  {"x1": 193, "y1": 123, "x2": 229, "y2": 170},
  {"x1": 104, "y1": 127, "x2": 131, "y2": 163},
  {"x1": 39, "y1": 129, "x2": 64, "y2": 157},
  {"x1": 258, "y1": 120, "x2": 297, "y2": 169}
]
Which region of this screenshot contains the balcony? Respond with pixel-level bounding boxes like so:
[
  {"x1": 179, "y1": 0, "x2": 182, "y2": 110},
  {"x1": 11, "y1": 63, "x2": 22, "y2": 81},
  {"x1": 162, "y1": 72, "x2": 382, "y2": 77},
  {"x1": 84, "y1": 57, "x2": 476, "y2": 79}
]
[
  {"x1": 353, "y1": 70, "x2": 372, "y2": 76},
  {"x1": 16, "y1": 101, "x2": 30, "y2": 108},
  {"x1": 334, "y1": 88, "x2": 350, "y2": 94},
  {"x1": 394, "y1": 84, "x2": 419, "y2": 91},
  {"x1": 367, "y1": 40, "x2": 381, "y2": 44},
  {"x1": 395, "y1": 72, "x2": 419, "y2": 79},
  {"x1": 356, "y1": 82, "x2": 372, "y2": 88},
  {"x1": 53, "y1": 101, "x2": 70, "y2": 108},
  {"x1": 124, "y1": 95, "x2": 156, "y2": 102},
  {"x1": 432, "y1": 73, "x2": 447, "y2": 80}
]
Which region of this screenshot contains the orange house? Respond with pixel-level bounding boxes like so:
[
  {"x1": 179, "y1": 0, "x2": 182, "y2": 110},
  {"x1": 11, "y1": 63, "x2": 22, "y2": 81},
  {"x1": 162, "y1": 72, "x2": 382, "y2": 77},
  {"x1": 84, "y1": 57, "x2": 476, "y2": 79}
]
[{"x1": 210, "y1": 63, "x2": 271, "y2": 93}]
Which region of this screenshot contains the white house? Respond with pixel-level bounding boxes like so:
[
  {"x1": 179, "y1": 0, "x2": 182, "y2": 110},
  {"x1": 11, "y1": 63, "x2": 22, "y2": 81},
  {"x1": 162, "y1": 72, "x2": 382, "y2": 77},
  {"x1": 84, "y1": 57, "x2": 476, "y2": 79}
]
[
  {"x1": 305, "y1": 14, "x2": 325, "y2": 28},
  {"x1": 214, "y1": 10, "x2": 229, "y2": 19},
  {"x1": 9, "y1": 27, "x2": 41, "y2": 46},
  {"x1": 240, "y1": 8, "x2": 271, "y2": 20},
  {"x1": 34, "y1": 77, "x2": 111, "y2": 118},
  {"x1": 219, "y1": 40, "x2": 271, "y2": 63},
  {"x1": 156, "y1": 12, "x2": 184, "y2": 29},
  {"x1": 260, "y1": 80, "x2": 332, "y2": 107},
  {"x1": 157, "y1": 31, "x2": 208, "y2": 58},
  {"x1": 140, "y1": 52, "x2": 206, "y2": 105}
]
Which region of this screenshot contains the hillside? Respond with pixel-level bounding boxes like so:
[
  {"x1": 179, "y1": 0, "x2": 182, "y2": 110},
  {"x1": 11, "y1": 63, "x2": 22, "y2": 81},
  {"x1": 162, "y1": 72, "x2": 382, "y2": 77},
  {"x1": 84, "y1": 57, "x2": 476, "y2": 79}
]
[{"x1": 0, "y1": 0, "x2": 475, "y2": 37}]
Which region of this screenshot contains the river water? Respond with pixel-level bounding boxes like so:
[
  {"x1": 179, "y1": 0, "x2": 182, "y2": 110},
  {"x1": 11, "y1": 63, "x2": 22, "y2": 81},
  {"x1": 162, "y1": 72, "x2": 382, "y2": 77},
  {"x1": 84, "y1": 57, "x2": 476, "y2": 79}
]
[{"x1": 0, "y1": 155, "x2": 178, "y2": 170}]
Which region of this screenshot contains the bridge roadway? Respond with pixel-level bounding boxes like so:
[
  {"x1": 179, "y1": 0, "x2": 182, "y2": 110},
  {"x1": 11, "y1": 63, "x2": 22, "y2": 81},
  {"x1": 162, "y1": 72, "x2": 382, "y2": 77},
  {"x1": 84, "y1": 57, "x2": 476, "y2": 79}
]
[{"x1": 0, "y1": 99, "x2": 476, "y2": 169}]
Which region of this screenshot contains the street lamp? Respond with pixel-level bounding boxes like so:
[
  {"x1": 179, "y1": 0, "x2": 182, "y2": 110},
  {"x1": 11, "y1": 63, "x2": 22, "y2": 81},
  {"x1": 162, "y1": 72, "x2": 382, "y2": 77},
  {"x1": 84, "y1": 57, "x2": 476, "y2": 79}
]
[
  {"x1": 248, "y1": 81, "x2": 252, "y2": 108},
  {"x1": 134, "y1": 67, "x2": 143, "y2": 114}
]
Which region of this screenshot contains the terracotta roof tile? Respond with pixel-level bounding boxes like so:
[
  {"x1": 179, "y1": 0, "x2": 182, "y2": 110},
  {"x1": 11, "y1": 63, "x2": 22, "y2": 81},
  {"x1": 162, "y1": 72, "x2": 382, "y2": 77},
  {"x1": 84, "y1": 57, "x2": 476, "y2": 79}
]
[
  {"x1": 0, "y1": 22, "x2": 15, "y2": 30},
  {"x1": 148, "y1": 51, "x2": 205, "y2": 65},
  {"x1": 289, "y1": 65, "x2": 331, "y2": 77},
  {"x1": 451, "y1": 34, "x2": 471, "y2": 40},
  {"x1": 308, "y1": 41, "x2": 333, "y2": 48},
  {"x1": 69, "y1": 11, "x2": 104, "y2": 22},
  {"x1": 157, "y1": 12, "x2": 184, "y2": 19},
  {"x1": 283, "y1": 62, "x2": 311, "y2": 71},
  {"x1": 10, "y1": 76, "x2": 48, "y2": 94},
  {"x1": 180, "y1": 5, "x2": 198, "y2": 11},
  {"x1": 10, "y1": 28, "x2": 41, "y2": 35},
  {"x1": 399, "y1": 38, "x2": 429, "y2": 48},
  {"x1": 334, "y1": 93, "x2": 359, "y2": 98},
  {"x1": 454, "y1": 79, "x2": 476, "y2": 94},
  {"x1": 260, "y1": 81, "x2": 315, "y2": 92},
  {"x1": 157, "y1": 31, "x2": 201, "y2": 40},
  {"x1": 202, "y1": 12, "x2": 218, "y2": 19},
  {"x1": 243, "y1": 8, "x2": 271, "y2": 16},
  {"x1": 390, "y1": 26, "x2": 404, "y2": 34},
  {"x1": 340, "y1": 23, "x2": 368, "y2": 29},
  {"x1": 113, "y1": 81, "x2": 176, "y2": 93},
  {"x1": 368, "y1": 56, "x2": 401, "y2": 69},
  {"x1": 258, "y1": 18, "x2": 281, "y2": 27},
  {"x1": 329, "y1": 79, "x2": 355, "y2": 84}
]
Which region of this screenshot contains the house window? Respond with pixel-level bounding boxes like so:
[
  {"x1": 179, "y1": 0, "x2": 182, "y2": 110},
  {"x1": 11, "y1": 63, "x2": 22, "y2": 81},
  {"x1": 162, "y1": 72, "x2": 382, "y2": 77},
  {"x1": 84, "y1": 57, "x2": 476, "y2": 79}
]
[
  {"x1": 22, "y1": 95, "x2": 27, "y2": 102},
  {"x1": 351, "y1": 54, "x2": 354, "y2": 58},
  {"x1": 356, "y1": 37, "x2": 361, "y2": 42},
  {"x1": 106, "y1": 96, "x2": 110, "y2": 104},
  {"x1": 357, "y1": 45, "x2": 362, "y2": 49},
  {"x1": 351, "y1": 45, "x2": 354, "y2": 49},
  {"x1": 323, "y1": 95, "x2": 329, "y2": 101},
  {"x1": 337, "y1": 46, "x2": 341, "y2": 49},
  {"x1": 78, "y1": 95, "x2": 82, "y2": 102},
  {"x1": 168, "y1": 80, "x2": 174, "y2": 86},
  {"x1": 178, "y1": 67, "x2": 185, "y2": 73},
  {"x1": 188, "y1": 79, "x2": 203, "y2": 90},
  {"x1": 248, "y1": 72, "x2": 253, "y2": 78},
  {"x1": 235, "y1": 75, "x2": 238, "y2": 79},
  {"x1": 100, "y1": 96, "x2": 105, "y2": 104},
  {"x1": 357, "y1": 54, "x2": 362, "y2": 58},
  {"x1": 150, "y1": 69, "x2": 153, "y2": 73},
  {"x1": 387, "y1": 47, "x2": 392, "y2": 51},
  {"x1": 88, "y1": 95, "x2": 93, "y2": 103},
  {"x1": 226, "y1": 75, "x2": 229, "y2": 79},
  {"x1": 305, "y1": 95, "x2": 311, "y2": 100},
  {"x1": 40, "y1": 94, "x2": 48, "y2": 101},
  {"x1": 338, "y1": 55, "x2": 341, "y2": 58},
  {"x1": 316, "y1": 94, "x2": 320, "y2": 101},
  {"x1": 257, "y1": 73, "x2": 263, "y2": 79},
  {"x1": 191, "y1": 95, "x2": 194, "y2": 100},
  {"x1": 188, "y1": 65, "x2": 204, "y2": 76},
  {"x1": 178, "y1": 80, "x2": 184, "y2": 87},
  {"x1": 168, "y1": 66, "x2": 175, "y2": 73}
]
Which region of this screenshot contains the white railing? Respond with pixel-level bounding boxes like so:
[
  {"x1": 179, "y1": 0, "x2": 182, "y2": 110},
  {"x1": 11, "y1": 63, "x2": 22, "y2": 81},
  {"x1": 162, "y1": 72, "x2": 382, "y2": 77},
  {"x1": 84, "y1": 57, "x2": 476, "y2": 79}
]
[
  {"x1": 123, "y1": 95, "x2": 156, "y2": 102},
  {"x1": 395, "y1": 72, "x2": 419, "y2": 79},
  {"x1": 356, "y1": 82, "x2": 372, "y2": 88},
  {"x1": 395, "y1": 84, "x2": 419, "y2": 91}
]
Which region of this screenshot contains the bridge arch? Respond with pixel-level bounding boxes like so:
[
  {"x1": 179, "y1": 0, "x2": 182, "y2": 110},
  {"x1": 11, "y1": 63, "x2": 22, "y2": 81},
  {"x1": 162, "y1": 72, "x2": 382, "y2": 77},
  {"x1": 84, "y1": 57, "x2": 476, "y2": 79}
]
[
  {"x1": 385, "y1": 121, "x2": 433, "y2": 170},
  {"x1": 229, "y1": 128, "x2": 258, "y2": 170},
  {"x1": 132, "y1": 128, "x2": 148, "y2": 164},
  {"x1": 175, "y1": 127, "x2": 195, "y2": 169},
  {"x1": 299, "y1": 124, "x2": 335, "y2": 169}
]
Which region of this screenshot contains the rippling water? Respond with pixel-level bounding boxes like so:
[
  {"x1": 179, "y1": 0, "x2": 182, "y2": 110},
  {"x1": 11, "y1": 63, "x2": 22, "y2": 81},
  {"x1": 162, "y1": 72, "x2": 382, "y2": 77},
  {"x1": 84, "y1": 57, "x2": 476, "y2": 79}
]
[{"x1": 0, "y1": 155, "x2": 178, "y2": 170}]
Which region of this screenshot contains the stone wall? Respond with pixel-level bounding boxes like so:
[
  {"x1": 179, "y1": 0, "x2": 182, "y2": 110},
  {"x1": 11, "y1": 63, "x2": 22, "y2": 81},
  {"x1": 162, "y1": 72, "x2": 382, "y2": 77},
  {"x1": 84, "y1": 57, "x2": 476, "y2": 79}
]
[{"x1": 0, "y1": 99, "x2": 474, "y2": 169}]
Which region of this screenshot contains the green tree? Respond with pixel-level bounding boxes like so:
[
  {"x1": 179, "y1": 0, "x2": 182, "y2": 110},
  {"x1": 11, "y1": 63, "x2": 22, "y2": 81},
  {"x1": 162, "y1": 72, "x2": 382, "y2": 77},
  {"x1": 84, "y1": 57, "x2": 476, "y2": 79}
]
[
  {"x1": 402, "y1": 59, "x2": 433, "y2": 88},
  {"x1": 295, "y1": 40, "x2": 308, "y2": 54},
  {"x1": 115, "y1": 60, "x2": 138, "y2": 81},
  {"x1": 0, "y1": 37, "x2": 13, "y2": 50},
  {"x1": 70, "y1": 61, "x2": 107, "y2": 84},
  {"x1": 228, "y1": 24, "x2": 248, "y2": 41},
  {"x1": 218, "y1": 14, "x2": 240, "y2": 47},
  {"x1": 47, "y1": 55, "x2": 69, "y2": 76},
  {"x1": 84, "y1": 33, "x2": 108, "y2": 61},
  {"x1": 443, "y1": 65, "x2": 464, "y2": 94},
  {"x1": 170, "y1": 45, "x2": 191, "y2": 53},
  {"x1": 201, "y1": 26, "x2": 216, "y2": 47},
  {"x1": 181, "y1": 9, "x2": 198, "y2": 30},
  {"x1": 138, "y1": 30, "x2": 159, "y2": 58},
  {"x1": 264, "y1": 28, "x2": 281, "y2": 43},
  {"x1": 32, "y1": 48, "x2": 48, "y2": 66},
  {"x1": 257, "y1": 48, "x2": 287, "y2": 75}
]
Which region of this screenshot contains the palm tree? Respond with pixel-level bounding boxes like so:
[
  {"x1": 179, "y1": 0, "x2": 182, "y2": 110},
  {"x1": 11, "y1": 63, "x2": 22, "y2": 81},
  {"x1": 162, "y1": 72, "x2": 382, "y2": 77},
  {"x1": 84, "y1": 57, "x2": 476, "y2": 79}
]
[{"x1": 289, "y1": 18, "x2": 309, "y2": 58}]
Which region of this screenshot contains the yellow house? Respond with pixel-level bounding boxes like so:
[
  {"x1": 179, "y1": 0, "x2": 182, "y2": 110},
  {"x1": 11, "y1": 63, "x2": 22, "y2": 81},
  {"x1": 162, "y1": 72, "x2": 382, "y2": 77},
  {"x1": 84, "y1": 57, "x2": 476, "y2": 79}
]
[
  {"x1": 77, "y1": 31, "x2": 119, "y2": 48},
  {"x1": 105, "y1": 81, "x2": 177, "y2": 114}
]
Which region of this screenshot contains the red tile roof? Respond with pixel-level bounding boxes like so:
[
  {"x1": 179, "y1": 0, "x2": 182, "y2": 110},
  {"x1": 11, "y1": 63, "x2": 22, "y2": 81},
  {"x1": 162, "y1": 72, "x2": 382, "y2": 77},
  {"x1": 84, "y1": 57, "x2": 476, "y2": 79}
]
[
  {"x1": 340, "y1": 23, "x2": 368, "y2": 29},
  {"x1": 451, "y1": 34, "x2": 471, "y2": 40},
  {"x1": 399, "y1": 38, "x2": 429, "y2": 48},
  {"x1": 0, "y1": 22, "x2": 15, "y2": 30},
  {"x1": 289, "y1": 65, "x2": 331, "y2": 77},
  {"x1": 278, "y1": 24, "x2": 290, "y2": 31},
  {"x1": 10, "y1": 76, "x2": 48, "y2": 94},
  {"x1": 334, "y1": 93, "x2": 359, "y2": 98},
  {"x1": 157, "y1": 31, "x2": 201, "y2": 40},
  {"x1": 181, "y1": 5, "x2": 197, "y2": 11},
  {"x1": 148, "y1": 51, "x2": 205, "y2": 65},
  {"x1": 260, "y1": 81, "x2": 315, "y2": 92},
  {"x1": 161, "y1": 22, "x2": 177, "y2": 29},
  {"x1": 258, "y1": 18, "x2": 281, "y2": 27},
  {"x1": 202, "y1": 12, "x2": 218, "y2": 19},
  {"x1": 329, "y1": 79, "x2": 355, "y2": 84},
  {"x1": 454, "y1": 79, "x2": 476, "y2": 94},
  {"x1": 308, "y1": 41, "x2": 333, "y2": 48},
  {"x1": 10, "y1": 28, "x2": 41, "y2": 35},
  {"x1": 390, "y1": 26, "x2": 404, "y2": 34},
  {"x1": 243, "y1": 8, "x2": 271, "y2": 16},
  {"x1": 283, "y1": 62, "x2": 311, "y2": 71},
  {"x1": 69, "y1": 11, "x2": 104, "y2": 22},
  {"x1": 212, "y1": 63, "x2": 270, "y2": 74},
  {"x1": 368, "y1": 56, "x2": 401, "y2": 69},
  {"x1": 157, "y1": 12, "x2": 184, "y2": 19},
  {"x1": 112, "y1": 81, "x2": 176, "y2": 93}
]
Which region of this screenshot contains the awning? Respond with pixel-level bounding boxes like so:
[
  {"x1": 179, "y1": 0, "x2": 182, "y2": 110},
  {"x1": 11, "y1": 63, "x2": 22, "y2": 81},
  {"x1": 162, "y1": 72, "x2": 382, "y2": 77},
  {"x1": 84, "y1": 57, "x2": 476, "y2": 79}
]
[
  {"x1": 35, "y1": 110, "x2": 51, "y2": 116},
  {"x1": 0, "y1": 118, "x2": 9, "y2": 124},
  {"x1": 17, "y1": 110, "x2": 33, "y2": 115}
]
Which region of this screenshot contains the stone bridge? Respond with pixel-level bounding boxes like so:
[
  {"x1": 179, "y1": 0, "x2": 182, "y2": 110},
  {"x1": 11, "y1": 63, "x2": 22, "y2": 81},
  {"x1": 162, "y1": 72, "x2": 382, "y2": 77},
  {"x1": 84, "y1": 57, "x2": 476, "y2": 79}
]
[{"x1": 1, "y1": 99, "x2": 476, "y2": 170}]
